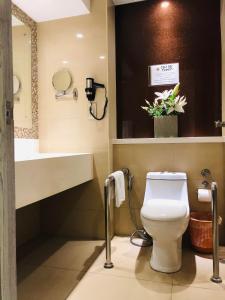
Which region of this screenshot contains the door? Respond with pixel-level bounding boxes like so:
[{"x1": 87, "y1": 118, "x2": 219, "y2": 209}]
[{"x1": 0, "y1": 0, "x2": 17, "y2": 299}]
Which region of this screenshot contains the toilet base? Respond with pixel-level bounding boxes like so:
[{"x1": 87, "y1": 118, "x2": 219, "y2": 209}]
[{"x1": 150, "y1": 237, "x2": 182, "y2": 273}]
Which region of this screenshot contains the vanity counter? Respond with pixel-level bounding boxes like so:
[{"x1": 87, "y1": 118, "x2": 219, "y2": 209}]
[{"x1": 15, "y1": 153, "x2": 93, "y2": 209}]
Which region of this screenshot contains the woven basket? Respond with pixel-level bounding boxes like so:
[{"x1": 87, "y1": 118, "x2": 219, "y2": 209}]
[{"x1": 189, "y1": 211, "x2": 212, "y2": 254}]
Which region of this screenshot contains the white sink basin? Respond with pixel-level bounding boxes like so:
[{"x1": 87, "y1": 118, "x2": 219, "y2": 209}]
[{"x1": 15, "y1": 153, "x2": 93, "y2": 209}]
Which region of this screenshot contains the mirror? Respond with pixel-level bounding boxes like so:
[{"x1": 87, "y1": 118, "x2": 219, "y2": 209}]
[
  {"x1": 13, "y1": 75, "x2": 21, "y2": 96},
  {"x1": 12, "y1": 4, "x2": 38, "y2": 139},
  {"x1": 52, "y1": 69, "x2": 72, "y2": 92},
  {"x1": 12, "y1": 14, "x2": 32, "y2": 128}
]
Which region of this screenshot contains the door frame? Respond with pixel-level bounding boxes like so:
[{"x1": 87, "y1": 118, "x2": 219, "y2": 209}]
[
  {"x1": 0, "y1": 0, "x2": 17, "y2": 299},
  {"x1": 222, "y1": 0, "x2": 225, "y2": 136}
]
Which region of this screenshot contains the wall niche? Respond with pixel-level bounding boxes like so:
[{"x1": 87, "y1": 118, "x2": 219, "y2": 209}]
[{"x1": 116, "y1": 0, "x2": 221, "y2": 138}]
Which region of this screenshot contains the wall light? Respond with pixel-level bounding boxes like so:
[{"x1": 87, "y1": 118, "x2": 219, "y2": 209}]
[
  {"x1": 161, "y1": 1, "x2": 170, "y2": 9},
  {"x1": 99, "y1": 55, "x2": 106, "y2": 60},
  {"x1": 76, "y1": 33, "x2": 84, "y2": 39}
]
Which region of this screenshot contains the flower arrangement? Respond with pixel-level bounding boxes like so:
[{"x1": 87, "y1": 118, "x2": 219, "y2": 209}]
[{"x1": 141, "y1": 83, "x2": 187, "y2": 118}]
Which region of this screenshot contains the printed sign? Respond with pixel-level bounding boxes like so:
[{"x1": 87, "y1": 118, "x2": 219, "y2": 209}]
[{"x1": 148, "y1": 63, "x2": 179, "y2": 86}]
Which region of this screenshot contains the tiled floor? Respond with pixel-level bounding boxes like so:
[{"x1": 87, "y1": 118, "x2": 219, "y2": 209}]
[
  {"x1": 17, "y1": 237, "x2": 105, "y2": 300},
  {"x1": 67, "y1": 237, "x2": 225, "y2": 300},
  {"x1": 17, "y1": 236, "x2": 225, "y2": 300}
]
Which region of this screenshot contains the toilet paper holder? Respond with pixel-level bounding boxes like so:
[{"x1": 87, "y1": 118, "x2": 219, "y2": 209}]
[
  {"x1": 196, "y1": 183, "x2": 210, "y2": 193},
  {"x1": 201, "y1": 168, "x2": 211, "y2": 177},
  {"x1": 201, "y1": 180, "x2": 209, "y2": 188},
  {"x1": 199, "y1": 168, "x2": 212, "y2": 189},
  {"x1": 195, "y1": 169, "x2": 212, "y2": 194}
]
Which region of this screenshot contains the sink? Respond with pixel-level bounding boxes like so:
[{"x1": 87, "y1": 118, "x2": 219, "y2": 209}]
[{"x1": 15, "y1": 152, "x2": 93, "y2": 209}]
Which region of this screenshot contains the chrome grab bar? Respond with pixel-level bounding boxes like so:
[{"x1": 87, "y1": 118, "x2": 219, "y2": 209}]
[
  {"x1": 210, "y1": 182, "x2": 222, "y2": 283},
  {"x1": 104, "y1": 168, "x2": 130, "y2": 269}
]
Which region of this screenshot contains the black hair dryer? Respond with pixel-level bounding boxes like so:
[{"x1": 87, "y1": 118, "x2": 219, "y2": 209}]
[
  {"x1": 85, "y1": 78, "x2": 105, "y2": 101},
  {"x1": 85, "y1": 78, "x2": 108, "y2": 120}
]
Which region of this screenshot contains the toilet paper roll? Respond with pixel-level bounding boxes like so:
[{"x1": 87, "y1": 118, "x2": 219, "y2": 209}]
[{"x1": 197, "y1": 189, "x2": 212, "y2": 203}]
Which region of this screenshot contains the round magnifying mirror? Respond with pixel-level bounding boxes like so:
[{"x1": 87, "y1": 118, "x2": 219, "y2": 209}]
[
  {"x1": 13, "y1": 75, "x2": 21, "y2": 95},
  {"x1": 52, "y1": 69, "x2": 72, "y2": 92}
]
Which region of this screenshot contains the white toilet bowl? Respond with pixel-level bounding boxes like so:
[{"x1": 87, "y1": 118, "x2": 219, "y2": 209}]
[{"x1": 140, "y1": 172, "x2": 189, "y2": 273}]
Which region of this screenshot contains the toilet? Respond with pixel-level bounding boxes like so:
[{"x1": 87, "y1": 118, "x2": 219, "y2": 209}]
[{"x1": 141, "y1": 172, "x2": 189, "y2": 273}]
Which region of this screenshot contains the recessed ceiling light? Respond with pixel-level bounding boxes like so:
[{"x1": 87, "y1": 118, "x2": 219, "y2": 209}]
[
  {"x1": 76, "y1": 33, "x2": 84, "y2": 39},
  {"x1": 99, "y1": 55, "x2": 105, "y2": 60},
  {"x1": 161, "y1": 1, "x2": 170, "y2": 9},
  {"x1": 62, "y1": 60, "x2": 69, "y2": 64}
]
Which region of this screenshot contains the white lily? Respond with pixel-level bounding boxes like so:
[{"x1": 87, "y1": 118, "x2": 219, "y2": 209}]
[
  {"x1": 141, "y1": 83, "x2": 187, "y2": 118},
  {"x1": 174, "y1": 96, "x2": 180, "y2": 103},
  {"x1": 167, "y1": 107, "x2": 175, "y2": 114},
  {"x1": 155, "y1": 89, "x2": 172, "y2": 101},
  {"x1": 174, "y1": 96, "x2": 187, "y2": 113},
  {"x1": 153, "y1": 99, "x2": 159, "y2": 106}
]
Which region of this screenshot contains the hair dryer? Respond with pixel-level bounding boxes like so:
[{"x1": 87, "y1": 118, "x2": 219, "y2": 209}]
[
  {"x1": 85, "y1": 78, "x2": 108, "y2": 120},
  {"x1": 85, "y1": 78, "x2": 105, "y2": 101}
]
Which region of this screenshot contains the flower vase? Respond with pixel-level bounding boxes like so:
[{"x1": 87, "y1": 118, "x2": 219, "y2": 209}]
[{"x1": 154, "y1": 115, "x2": 178, "y2": 138}]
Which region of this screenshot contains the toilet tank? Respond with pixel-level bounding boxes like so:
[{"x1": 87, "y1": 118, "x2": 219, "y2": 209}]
[{"x1": 143, "y1": 172, "x2": 188, "y2": 204}]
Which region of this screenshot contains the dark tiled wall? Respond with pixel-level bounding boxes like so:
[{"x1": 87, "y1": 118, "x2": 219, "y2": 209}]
[{"x1": 116, "y1": 0, "x2": 221, "y2": 138}]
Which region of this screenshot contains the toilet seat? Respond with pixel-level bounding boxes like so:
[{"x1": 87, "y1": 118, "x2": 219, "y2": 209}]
[{"x1": 141, "y1": 199, "x2": 187, "y2": 221}]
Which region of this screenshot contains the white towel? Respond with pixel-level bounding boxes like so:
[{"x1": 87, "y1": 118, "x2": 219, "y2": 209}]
[{"x1": 110, "y1": 171, "x2": 125, "y2": 208}]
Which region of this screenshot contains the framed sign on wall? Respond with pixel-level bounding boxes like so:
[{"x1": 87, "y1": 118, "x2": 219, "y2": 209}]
[{"x1": 148, "y1": 63, "x2": 179, "y2": 86}]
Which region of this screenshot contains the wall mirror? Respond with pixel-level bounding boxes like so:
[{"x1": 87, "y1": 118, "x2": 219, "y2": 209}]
[
  {"x1": 52, "y1": 69, "x2": 72, "y2": 92},
  {"x1": 52, "y1": 69, "x2": 78, "y2": 100},
  {"x1": 12, "y1": 4, "x2": 38, "y2": 139},
  {"x1": 13, "y1": 75, "x2": 21, "y2": 98}
]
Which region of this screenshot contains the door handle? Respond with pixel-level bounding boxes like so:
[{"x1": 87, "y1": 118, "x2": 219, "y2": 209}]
[
  {"x1": 6, "y1": 101, "x2": 13, "y2": 125},
  {"x1": 215, "y1": 120, "x2": 225, "y2": 128}
]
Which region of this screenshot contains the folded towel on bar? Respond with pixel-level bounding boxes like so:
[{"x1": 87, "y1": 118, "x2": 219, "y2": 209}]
[{"x1": 110, "y1": 171, "x2": 125, "y2": 208}]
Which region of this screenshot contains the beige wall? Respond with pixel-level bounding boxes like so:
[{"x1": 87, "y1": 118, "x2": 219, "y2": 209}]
[
  {"x1": 37, "y1": 0, "x2": 115, "y2": 239},
  {"x1": 40, "y1": 182, "x2": 105, "y2": 239},
  {"x1": 16, "y1": 203, "x2": 40, "y2": 247},
  {"x1": 113, "y1": 143, "x2": 225, "y2": 245}
]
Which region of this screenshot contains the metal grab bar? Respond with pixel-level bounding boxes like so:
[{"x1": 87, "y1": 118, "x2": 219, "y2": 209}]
[
  {"x1": 104, "y1": 168, "x2": 130, "y2": 269},
  {"x1": 210, "y1": 182, "x2": 222, "y2": 283}
]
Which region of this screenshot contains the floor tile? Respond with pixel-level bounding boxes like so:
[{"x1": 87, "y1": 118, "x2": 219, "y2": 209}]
[
  {"x1": 172, "y1": 285, "x2": 225, "y2": 300},
  {"x1": 18, "y1": 238, "x2": 105, "y2": 300},
  {"x1": 17, "y1": 264, "x2": 80, "y2": 300},
  {"x1": 88, "y1": 236, "x2": 173, "y2": 284},
  {"x1": 20, "y1": 237, "x2": 104, "y2": 271},
  {"x1": 67, "y1": 273, "x2": 172, "y2": 300},
  {"x1": 172, "y1": 249, "x2": 225, "y2": 290},
  {"x1": 18, "y1": 236, "x2": 225, "y2": 300}
]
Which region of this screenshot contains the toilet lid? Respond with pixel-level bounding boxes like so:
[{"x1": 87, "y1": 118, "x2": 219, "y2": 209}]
[{"x1": 141, "y1": 199, "x2": 187, "y2": 221}]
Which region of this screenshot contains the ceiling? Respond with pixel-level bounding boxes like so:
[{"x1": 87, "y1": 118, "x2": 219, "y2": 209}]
[
  {"x1": 113, "y1": 0, "x2": 145, "y2": 5},
  {"x1": 12, "y1": 0, "x2": 90, "y2": 22},
  {"x1": 12, "y1": 0, "x2": 146, "y2": 22}
]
